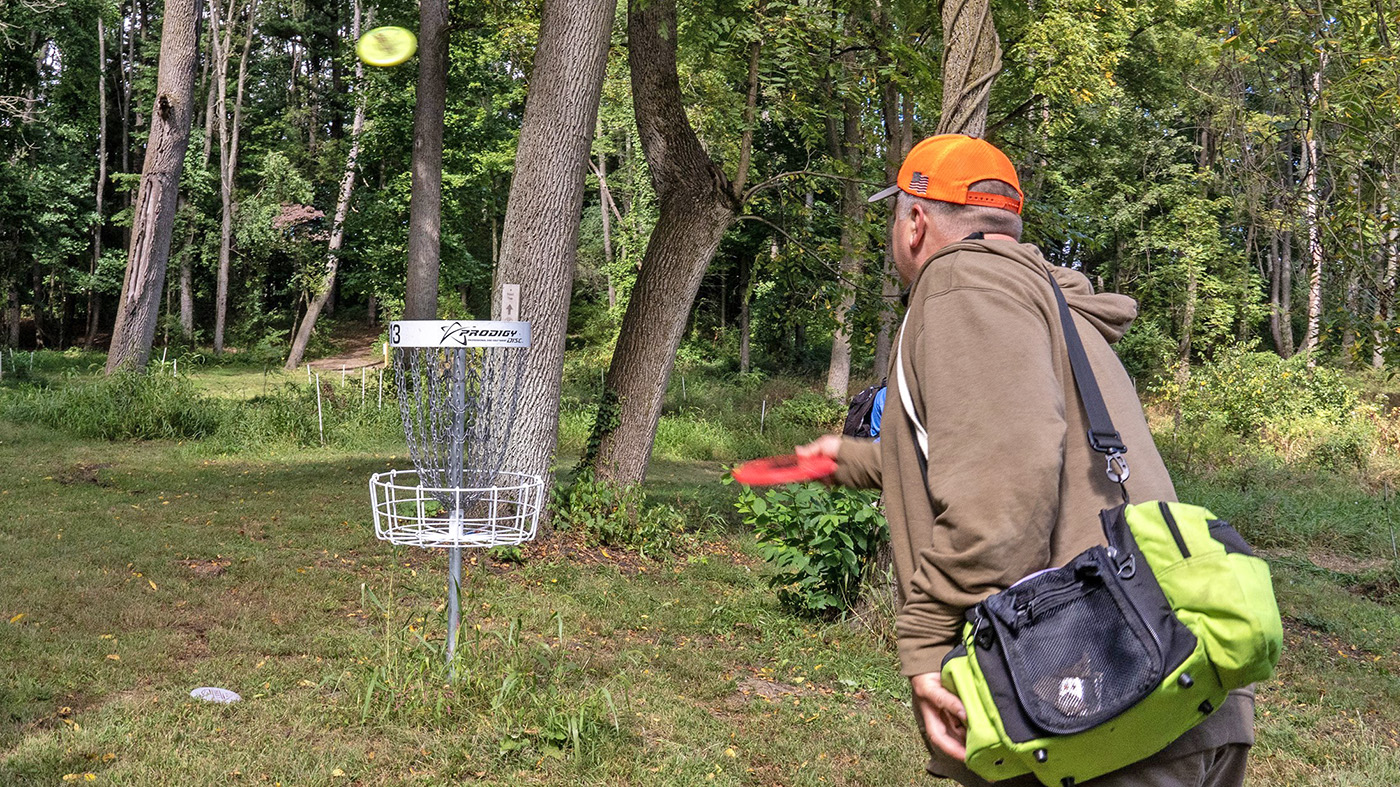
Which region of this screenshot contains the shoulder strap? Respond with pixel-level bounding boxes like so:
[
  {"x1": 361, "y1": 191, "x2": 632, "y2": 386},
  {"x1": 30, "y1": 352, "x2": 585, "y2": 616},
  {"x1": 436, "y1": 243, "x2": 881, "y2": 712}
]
[
  {"x1": 1047, "y1": 274, "x2": 1131, "y2": 489},
  {"x1": 893, "y1": 273, "x2": 1131, "y2": 491}
]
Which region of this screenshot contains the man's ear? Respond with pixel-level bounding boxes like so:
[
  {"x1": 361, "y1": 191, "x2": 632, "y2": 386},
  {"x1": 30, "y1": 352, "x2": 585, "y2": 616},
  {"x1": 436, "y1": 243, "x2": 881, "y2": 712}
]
[{"x1": 907, "y1": 202, "x2": 928, "y2": 254}]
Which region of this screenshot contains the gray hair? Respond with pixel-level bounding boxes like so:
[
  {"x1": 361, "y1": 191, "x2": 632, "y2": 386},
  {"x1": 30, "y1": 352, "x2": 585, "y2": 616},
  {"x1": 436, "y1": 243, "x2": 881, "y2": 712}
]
[{"x1": 896, "y1": 179, "x2": 1023, "y2": 241}]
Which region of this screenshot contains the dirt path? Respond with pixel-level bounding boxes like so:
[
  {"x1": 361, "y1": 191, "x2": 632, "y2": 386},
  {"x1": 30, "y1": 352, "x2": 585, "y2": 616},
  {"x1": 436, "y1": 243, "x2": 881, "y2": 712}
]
[{"x1": 306, "y1": 323, "x2": 386, "y2": 372}]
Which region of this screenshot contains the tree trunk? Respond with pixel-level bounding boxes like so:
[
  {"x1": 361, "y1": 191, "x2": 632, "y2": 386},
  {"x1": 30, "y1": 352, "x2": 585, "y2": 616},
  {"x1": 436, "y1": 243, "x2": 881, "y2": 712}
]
[
  {"x1": 211, "y1": 0, "x2": 257, "y2": 354},
  {"x1": 403, "y1": 0, "x2": 450, "y2": 320},
  {"x1": 739, "y1": 251, "x2": 753, "y2": 374},
  {"x1": 489, "y1": 0, "x2": 617, "y2": 486},
  {"x1": 6, "y1": 287, "x2": 18, "y2": 347},
  {"x1": 284, "y1": 0, "x2": 365, "y2": 372},
  {"x1": 86, "y1": 17, "x2": 109, "y2": 351},
  {"x1": 588, "y1": 0, "x2": 749, "y2": 485},
  {"x1": 596, "y1": 148, "x2": 616, "y2": 309},
  {"x1": 1302, "y1": 58, "x2": 1325, "y2": 361},
  {"x1": 825, "y1": 88, "x2": 864, "y2": 401},
  {"x1": 936, "y1": 0, "x2": 1001, "y2": 138},
  {"x1": 1378, "y1": 175, "x2": 1398, "y2": 368},
  {"x1": 873, "y1": 82, "x2": 911, "y2": 377},
  {"x1": 106, "y1": 0, "x2": 199, "y2": 373}
]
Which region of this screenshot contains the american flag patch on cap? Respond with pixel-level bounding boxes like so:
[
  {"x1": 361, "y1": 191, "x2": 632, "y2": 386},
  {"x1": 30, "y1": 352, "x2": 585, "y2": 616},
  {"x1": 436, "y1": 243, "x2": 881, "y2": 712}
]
[{"x1": 910, "y1": 171, "x2": 929, "y2": 194}]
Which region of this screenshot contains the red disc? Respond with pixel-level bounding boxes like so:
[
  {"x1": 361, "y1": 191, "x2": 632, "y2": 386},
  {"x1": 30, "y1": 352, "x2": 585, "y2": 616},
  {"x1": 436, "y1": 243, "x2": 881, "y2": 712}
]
[{"x1": 731, "y1": 454, "x2": 837, "y2": 486}]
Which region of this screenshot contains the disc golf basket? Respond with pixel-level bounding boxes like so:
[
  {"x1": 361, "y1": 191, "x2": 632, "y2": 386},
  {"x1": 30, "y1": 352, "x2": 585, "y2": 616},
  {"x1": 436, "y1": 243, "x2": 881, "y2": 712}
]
[{"x1": 369, "y1": 319, "x2": 543, "y2": 667}]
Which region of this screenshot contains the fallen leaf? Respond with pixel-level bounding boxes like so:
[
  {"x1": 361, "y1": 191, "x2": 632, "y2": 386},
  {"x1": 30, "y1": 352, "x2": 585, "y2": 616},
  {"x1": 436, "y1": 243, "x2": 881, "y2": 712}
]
[
  {"x1": 8, "y1": 613, "x2": 23, "y2": 624},
  {"x1": 148, "y1": 580, "x2": 158, "y2": 591},
  {"x1": 106, "y1": 654, "x2": 120, "y2": 661}
]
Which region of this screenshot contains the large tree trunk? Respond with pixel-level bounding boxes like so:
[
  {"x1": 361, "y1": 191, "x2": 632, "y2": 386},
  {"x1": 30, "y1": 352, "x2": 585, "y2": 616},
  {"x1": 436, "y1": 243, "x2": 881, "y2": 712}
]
[
  {"x1": 739, "y1": 251, "x2": 753, "y2": 374},
  {"x1": 211, "y1": 0, "x2": 257, "y2": 354},
  {"x1": 936, "y1": 0, "x2": 1001, "y2": 138},
  {"x1": 403, "y1": 0, "x2": 449, "y2": 320},
  {"x1": 6, "y1": 286, "x2": 18, "y2": 347},
  {"x1": 285, "y1": 0, "x2": 366, "y2": 372},
  {"x1": 106, "y1": 0, "x2": 199, "y2": 373},
  {"x1": 85, "y1": 17, "x2": 110, "y2": 350},
  {"x1": 1301, "y1": 59, "x2": 1325, "y2": 361},
  {"x1": 489, "y1": 0, "x2": 617, "y2": 485},
  {"x1": 588, "y1": 0, "x2": 749, "y2": 485}
]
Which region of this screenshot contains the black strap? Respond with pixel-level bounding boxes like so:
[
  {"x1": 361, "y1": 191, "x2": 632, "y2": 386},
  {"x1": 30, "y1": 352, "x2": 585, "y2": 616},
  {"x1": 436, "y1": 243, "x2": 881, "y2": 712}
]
[{"x1": 1048, "y1": 275, "x2": 1131, "y2": 493}]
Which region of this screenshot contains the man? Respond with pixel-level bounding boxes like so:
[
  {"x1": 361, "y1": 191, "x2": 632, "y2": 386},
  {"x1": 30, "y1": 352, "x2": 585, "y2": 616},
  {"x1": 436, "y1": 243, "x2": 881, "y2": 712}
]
[{"x1": 797, "y1": 134, "x2": 1253, "y2": 786}]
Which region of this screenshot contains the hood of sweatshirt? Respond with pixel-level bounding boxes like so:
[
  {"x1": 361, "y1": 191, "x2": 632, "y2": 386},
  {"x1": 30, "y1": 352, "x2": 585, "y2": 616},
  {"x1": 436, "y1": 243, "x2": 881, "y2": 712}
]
[{"x1": 919, "y1": 239, "x2": 1139, "y2": 344}]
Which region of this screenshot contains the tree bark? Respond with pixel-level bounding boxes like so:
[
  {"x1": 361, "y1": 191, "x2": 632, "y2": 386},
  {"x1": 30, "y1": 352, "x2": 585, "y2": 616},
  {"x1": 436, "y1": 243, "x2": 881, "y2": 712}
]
[
  {"x1": 873, "y1": 82, "x2": 911, "y2": 377},
  {"x1": 6, "y1": 287, "x2": 18, "y2": 347},
  {"x1": 1302, "y1": 58, "x2": 1325, "y2": 361},
  {"x1": 210, "y1": 0, "x2": 257, "y2": 353},
  {"x1": 825, "y1": 87, "x2": 864, "y2": 400},
  {"x1": 284, "y1": 0, "x2": 366, "y2": 372},
  {"x1": 86, "y1": 16, "x2": 110, "y2": 350},
  {"x1": 1378, "y1": 174, "x2": 1398, "y2": 368},
  {"x1": 936, "y1": 0, "x2": 1001, "y2": 138},
  {"x1": 739, "y1": 251, "x2": 753, "y2": 373},
  {"x1": 106, "y1": 0, "x2": 199, "y2": 373},
  {"x1": 596, "y1": 148, "x2": 617, "y2": 309},
  {"x1": 403, "y1": 0, "x2": 450, "y2": 320},
  {"x1": 588, "y1": 0, "x2": 748, "y2": 485},
  {"x1": 489, "y1": 0, "x2": 617, "y2": 486}
]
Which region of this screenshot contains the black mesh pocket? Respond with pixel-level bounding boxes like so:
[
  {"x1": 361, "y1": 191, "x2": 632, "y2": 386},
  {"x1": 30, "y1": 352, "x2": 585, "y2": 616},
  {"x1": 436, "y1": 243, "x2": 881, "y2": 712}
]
[{"x1": 978, "y1": 547, "x2": 1163, "y2": 735}]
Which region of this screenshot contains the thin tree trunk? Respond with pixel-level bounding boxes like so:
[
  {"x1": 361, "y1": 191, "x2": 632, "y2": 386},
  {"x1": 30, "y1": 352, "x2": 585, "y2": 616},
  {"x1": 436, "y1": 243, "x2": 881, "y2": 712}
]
[
  {"x1": 936, "y1": 0, "x2": 1001, "y2": 138},
  {"x1": 211, "y1": 0, "x2": 257, "y2": 353},
  {"x1": 825, "y1": 86, "x2": 864, "y2": 400},
  {"x1": 1378, "y1": 175, "x2": 1398, "y2": 368},
  {"x1": 403, "y1": 0, "x2": 449, "y2": 320},
  {"x1": 597, "y1": 148, "x2": 616, "y2": 309},
  {"x1": 873, "y1": 83, "x2": 911, "y2": 377},
  {"x1": 489, "y1": 0, "x2": 617, "y2": 489},
  {"x1": 86, "y1": 16, "x2": 110, "y2": 350},
  {"x1": 6, "y1": 287, "x2": 18, "y2": 347},
  {"x1": 284, "y1": 0, "x2": 365, "y2": 372},
  {"x1": 1302, "y1": 58, "x2": 1326, "y2": 361},
  {"x1": 739, "y1": 251, "x2": 753, "y2": 374},
  {"x1": 589, "y1": 0, "x2": 750, "y2": 485},
  {"x1": 106, "y1": 0, "x2": 199, "y2": 373}
]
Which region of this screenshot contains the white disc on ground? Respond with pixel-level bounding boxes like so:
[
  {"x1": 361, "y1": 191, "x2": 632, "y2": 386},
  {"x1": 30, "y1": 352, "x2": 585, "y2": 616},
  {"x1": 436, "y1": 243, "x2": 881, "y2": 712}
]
[{"x1": 190, "y1": 686, "x2": 242, "y2": 704}]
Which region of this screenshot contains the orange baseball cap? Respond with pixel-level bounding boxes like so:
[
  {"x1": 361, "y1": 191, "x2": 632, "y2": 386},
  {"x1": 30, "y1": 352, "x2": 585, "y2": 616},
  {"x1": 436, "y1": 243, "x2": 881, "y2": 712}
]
[{"x1": 868, "y1": 134, "x2": 1024, "y2": 214}]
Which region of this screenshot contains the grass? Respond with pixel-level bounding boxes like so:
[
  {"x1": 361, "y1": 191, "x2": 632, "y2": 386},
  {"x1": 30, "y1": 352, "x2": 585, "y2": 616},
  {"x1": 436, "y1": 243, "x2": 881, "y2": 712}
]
[{"x1": 2, "y1": 351, "x2": 1399, "y2": 784}]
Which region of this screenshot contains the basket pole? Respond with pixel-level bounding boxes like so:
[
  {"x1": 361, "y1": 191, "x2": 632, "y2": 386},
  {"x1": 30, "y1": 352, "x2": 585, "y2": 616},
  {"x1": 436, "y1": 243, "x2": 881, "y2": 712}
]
[{"x1": 445, "y1": 347, "x2": 469, "y2": 671}]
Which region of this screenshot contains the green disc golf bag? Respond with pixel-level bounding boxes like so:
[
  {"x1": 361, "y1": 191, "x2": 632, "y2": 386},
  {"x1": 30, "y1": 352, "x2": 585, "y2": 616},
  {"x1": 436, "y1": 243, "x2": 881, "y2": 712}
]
[{"x1": 940, "y1": 501, "x2": 1282, "y2": 787}]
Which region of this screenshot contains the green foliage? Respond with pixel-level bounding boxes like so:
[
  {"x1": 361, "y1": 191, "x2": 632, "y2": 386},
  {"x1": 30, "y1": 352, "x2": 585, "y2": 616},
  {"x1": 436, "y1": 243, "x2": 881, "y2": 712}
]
[
  {"x1": 354, "y1": 587, "x2": 620, "y2": 763},
  {"x1": 735, "y1": 482, "x2": 887, "y2": 617},
  {"x1": 1161, "y1": 342, "x2": 1359, "y2": 436},
  {"x1": 771, "y1": 391, "x2": 845, "y2": 432},
  {"x1": 0, "y1": 371, "x2": 224, "y2": 440},
  {"x1": 550, "y1": 471, "x2": 688, "y2": 556}
]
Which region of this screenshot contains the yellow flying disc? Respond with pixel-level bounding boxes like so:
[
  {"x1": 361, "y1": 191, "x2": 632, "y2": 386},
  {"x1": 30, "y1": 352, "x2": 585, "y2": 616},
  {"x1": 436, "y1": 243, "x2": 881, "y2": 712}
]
[{"x1": 357, "y1": 26, "x2": 417, "y2": 67}]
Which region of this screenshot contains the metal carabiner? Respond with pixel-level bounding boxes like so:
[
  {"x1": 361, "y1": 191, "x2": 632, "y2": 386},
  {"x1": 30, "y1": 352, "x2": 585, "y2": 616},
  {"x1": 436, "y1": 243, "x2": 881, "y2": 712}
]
[{"x1": 1105, "y1": 450, "x2": 1130, "y2": 484}]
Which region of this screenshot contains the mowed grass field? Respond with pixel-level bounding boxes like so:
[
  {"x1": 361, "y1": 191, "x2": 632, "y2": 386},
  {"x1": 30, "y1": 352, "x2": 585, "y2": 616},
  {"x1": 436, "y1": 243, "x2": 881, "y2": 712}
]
[{"x1": 2, "y1": 359, "x2": 1399, "y2": 785}]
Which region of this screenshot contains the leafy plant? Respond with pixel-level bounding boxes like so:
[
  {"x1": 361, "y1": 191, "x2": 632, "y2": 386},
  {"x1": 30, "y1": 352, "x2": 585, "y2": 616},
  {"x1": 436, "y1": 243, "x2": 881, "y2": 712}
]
[
  {"x1": 772, "y1": 391, "x2": 845, "y2": 431},
  {"x1": 551, "y1": 470, "x2": 687, "y2": 556},
  {"x1": 735, "y1": 481, "x2": 887, "y2": 617}
]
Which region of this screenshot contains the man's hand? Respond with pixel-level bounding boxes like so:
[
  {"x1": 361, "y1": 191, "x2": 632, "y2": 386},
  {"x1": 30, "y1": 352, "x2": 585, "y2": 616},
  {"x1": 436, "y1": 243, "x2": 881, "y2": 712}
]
[
  {"x1": 795, "y1": 434, "x2": 842, "y2": 461},
  {"x1": 911, "y1": 672, "x2": 968, "y2": 761}
]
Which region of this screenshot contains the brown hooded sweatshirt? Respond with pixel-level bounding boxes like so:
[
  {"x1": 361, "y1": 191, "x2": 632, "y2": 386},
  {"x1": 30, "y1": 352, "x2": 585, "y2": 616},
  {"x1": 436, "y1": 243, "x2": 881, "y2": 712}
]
[{"x1": 833, "y1": 239, "x2": 1252, "y2": 749}]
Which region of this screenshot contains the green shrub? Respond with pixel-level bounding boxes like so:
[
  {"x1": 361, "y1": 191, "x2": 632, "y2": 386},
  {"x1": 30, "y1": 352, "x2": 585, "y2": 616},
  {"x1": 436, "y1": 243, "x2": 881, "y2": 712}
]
[
  {"x1": 1, "y1": 371, "x2": 224, "y2": 440},
  {"x1": 1161, "y1": 342, "x2": 1358, "y2": 436},
  {"x1": 551, "y1": 471, "x2": 688, "y2": 556},
  {"x1": 735, "y1": 481, "x2": 888, "y2": 617},
  {"x1": 772, "y1": 391, "x2": 845, "y2": 431}
]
